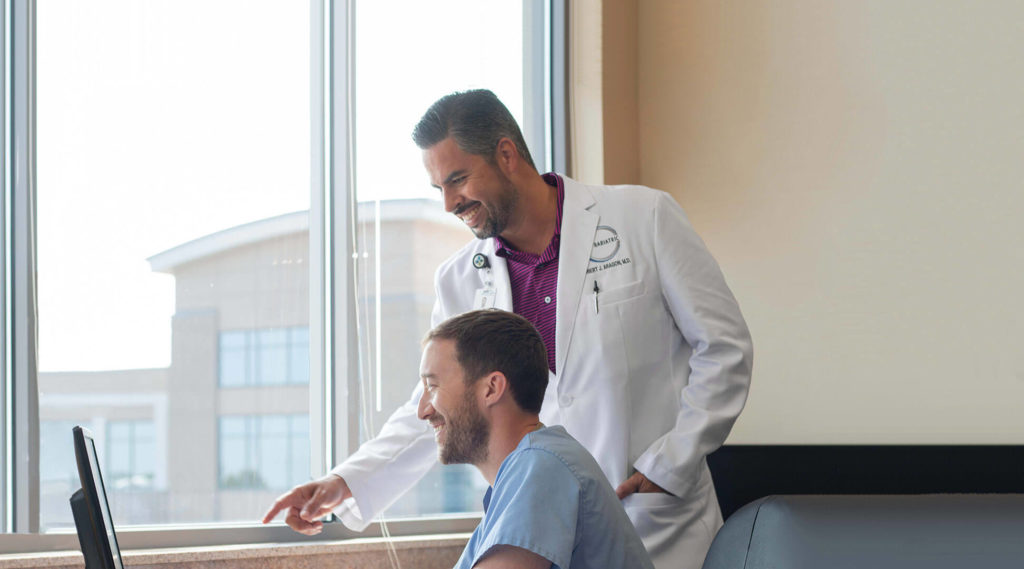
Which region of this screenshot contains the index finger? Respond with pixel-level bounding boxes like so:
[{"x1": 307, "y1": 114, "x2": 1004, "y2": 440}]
[{"x1": 262, "y1": 491, "x2": 301, "y2": 524}]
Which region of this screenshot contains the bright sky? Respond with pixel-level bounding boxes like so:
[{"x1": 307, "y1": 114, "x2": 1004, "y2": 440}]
[{"x1": 36, "y1": 0, "x2": 524, "y2": 372}]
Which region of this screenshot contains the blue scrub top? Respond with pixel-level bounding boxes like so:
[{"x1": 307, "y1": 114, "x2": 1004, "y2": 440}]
[{"x1": 454, "y1": 426, "x2": 654, "y2": 569}]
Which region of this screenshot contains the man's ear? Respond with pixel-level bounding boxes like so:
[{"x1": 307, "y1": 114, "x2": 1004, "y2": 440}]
[
  {"x1": 493, "y1": 138, "x2": 520, "y2": 175},
  {"x1": 480, "y1": 371, "x2": 509, "y2": 408}
]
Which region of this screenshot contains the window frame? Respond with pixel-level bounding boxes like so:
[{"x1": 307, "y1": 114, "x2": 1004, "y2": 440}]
[
  {"x1": 0, "y1": 0, "x2": 567, "y2": 552},
  {"x1": 3, "y1": 0, "x2": 39, "y2": 537},
  {"x1": 1, "y1": 0, "x2": 10, "y2": 535}
]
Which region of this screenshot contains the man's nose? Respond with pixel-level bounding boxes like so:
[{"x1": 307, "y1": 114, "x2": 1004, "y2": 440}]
[
  {"x1": 442, "y1": 187, "x2": 461, "y2": 214},
  {"x1": 417, "y1": 391, "x2": 433, "y2": 421}
]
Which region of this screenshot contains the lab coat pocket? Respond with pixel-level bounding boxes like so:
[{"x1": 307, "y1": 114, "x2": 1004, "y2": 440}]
[
  {"x1": 621, "y1": 490, "x2": 718, "y2": 569},
  {"x1": 598, "y1": 279, "x2": 646, "y2": 306}
]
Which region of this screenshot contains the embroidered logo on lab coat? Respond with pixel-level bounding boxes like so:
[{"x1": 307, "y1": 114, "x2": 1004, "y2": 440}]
[
  {"x1": 587, "y1": 225, "x2": 632, "y2": 274},
  {"x1": 590, "y1": 225, "x2": 621, "y2": 262}
]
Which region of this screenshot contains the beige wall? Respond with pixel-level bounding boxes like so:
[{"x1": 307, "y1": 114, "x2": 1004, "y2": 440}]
[
  {"x1": 587, "y1": 1, "x2": 1024, "y2": 443},
  {"x1": 601, "y1": 0, "x2": 639, "y2": 185}
]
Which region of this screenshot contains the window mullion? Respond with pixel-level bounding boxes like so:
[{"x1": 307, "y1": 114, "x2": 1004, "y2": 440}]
[
  {"x1": 7, "y1": 0, "x2": 37, "y2": 534},
  {"x1": 329, "y1": 0, "x2": 358, "y2": 467},
  {"x1": 0, "y1": 0, "x2": 10, "y2": 534},
  {"x1": 549, "y1": 0, "x2": 570, "y2": 174},
  {"x1": 308, "y1": 0, "x2": 326, "y2": 480}
]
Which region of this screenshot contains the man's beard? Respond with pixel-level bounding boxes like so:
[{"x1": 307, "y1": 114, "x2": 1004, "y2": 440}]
[
  {"x1": 438, "y1": 389, "x2": 490, "y2": 465},
  {"x1": 471, "y1": 171, "x2": 518, "y2": 240}
]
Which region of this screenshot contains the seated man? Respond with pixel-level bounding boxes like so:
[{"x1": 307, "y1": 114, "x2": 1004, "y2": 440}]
[{"x1": 265, "y1": 309, "x2": 653, "y2": 569}]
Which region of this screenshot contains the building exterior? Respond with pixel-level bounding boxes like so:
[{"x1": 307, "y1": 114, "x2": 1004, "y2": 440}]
[{"x1": 38, "y1": 200, "x2": 484, "y2": 528}]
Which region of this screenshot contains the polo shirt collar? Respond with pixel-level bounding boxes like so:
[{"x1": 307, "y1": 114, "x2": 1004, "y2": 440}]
[{"x1": 493, "y1": 173, "x2": 565, "y2": 261}]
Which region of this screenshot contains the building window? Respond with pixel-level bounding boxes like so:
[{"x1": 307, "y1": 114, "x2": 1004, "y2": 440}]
[
  {"x1": 219, "y1": 415, "x2": 309, "y2": 490},
  {"x1": 219, "y1": 327, "x2": 310, "y2": 387},
  {"x1": 105, "y1": 420, "x2": 157, "y2": 491}
]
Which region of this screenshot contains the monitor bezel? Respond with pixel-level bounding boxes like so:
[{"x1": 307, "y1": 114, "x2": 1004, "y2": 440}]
[{"x1": 72, "y1": 425, "x2": 124, "y2": 569}]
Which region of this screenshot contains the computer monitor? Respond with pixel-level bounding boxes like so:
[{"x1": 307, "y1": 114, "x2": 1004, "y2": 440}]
[{"x1": 70, "y1": 425, "x2": 124, "y2": 569}]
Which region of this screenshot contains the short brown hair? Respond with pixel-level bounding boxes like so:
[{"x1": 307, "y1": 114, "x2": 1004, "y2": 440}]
[
  {"x1": 425, "y1": 309, "x2": 548, "y2": 414},
  {"x1": 412, "y1": 89, "x2": 536, "y2": 170}
]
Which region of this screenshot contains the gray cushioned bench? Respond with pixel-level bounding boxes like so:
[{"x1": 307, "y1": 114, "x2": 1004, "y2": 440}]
[{"x1": 702, "y1": 494, "x2": 1024, "y2": 569}]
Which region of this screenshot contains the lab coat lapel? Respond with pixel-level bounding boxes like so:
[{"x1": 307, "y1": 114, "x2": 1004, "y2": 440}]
[{"x1": 555, "y1": 178, "x2": 598, "y2": 376}]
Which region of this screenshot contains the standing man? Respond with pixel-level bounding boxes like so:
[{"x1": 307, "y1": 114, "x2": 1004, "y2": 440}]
[{"x1": 263, "y1": 89, "x2": 753, "y2": 569}]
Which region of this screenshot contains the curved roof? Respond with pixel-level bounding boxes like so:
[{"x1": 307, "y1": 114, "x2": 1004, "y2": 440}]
[{"x1": 147, "y1": 199, "x2": 460, "y2": 273}]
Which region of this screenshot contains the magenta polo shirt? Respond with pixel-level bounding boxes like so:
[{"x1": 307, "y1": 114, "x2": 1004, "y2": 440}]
[{"x1": 494, "y1": 173, "x2": 564, "y2": 373}]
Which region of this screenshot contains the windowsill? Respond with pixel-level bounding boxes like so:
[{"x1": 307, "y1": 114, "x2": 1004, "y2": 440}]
[{"x1": 0, "y1": 534, "x2": 472, "y2": 569}]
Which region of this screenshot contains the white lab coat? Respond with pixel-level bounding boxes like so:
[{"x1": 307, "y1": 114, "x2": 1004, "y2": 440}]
[{"x1": 332, "y1": 176, "x2": 753, "y2": 569}]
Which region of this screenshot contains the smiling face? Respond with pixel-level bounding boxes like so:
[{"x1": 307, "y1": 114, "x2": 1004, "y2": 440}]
[
  {"x1": 417, "y1": 339, "x2": 490, "y2": 466},
  {"x1": 423, "y1": 137, "x2": 519, "y2": 239}
]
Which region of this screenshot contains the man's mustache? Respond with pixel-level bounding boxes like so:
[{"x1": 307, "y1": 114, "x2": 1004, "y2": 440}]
[{"x1": 453, "y1": 201, "x2": 480, "y2": 216}]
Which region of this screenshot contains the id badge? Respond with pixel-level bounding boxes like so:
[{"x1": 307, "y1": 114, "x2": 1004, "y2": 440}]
[{"x1": 473, "y1": 287, "x2": 497, "y2": 309}]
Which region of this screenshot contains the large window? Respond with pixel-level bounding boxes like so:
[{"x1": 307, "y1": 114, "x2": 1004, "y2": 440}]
[
  {"x1": 34, "y1": 0, "x2": 313, "y2": 530},
  {"x1": 349, "y1": 0, "x2": 534, "y2": 520},
  {"x1": 2, "y1": 0, "x2": 561, "y2": 547}
]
